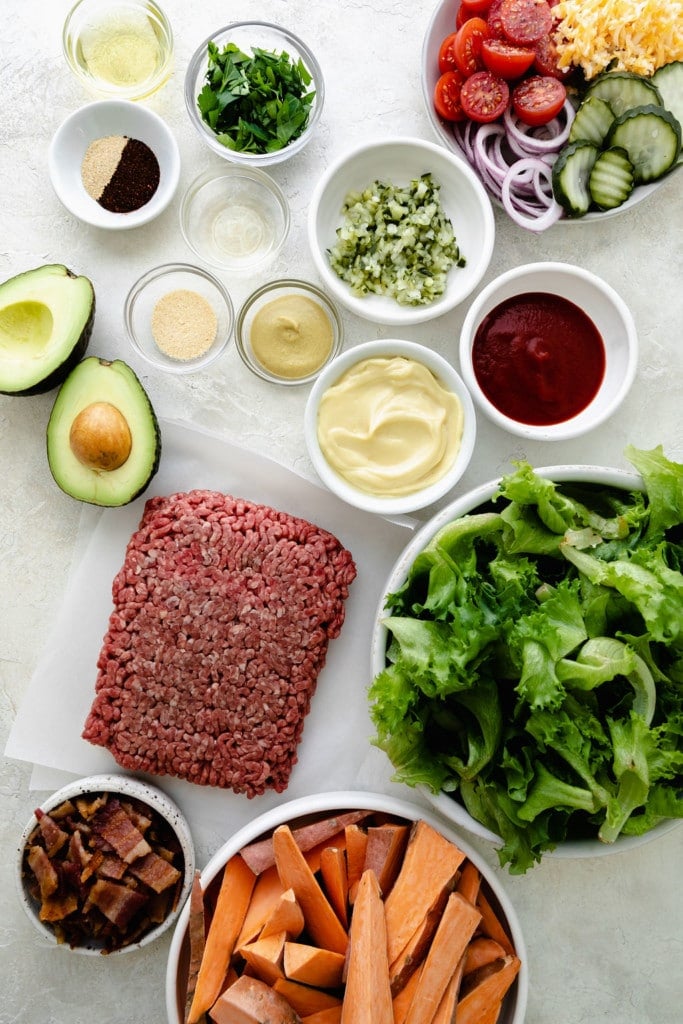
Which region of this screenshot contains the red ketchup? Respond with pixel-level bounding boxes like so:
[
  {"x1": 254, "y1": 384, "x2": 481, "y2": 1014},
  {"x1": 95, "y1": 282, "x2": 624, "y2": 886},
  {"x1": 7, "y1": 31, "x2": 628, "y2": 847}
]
[{"x1": 472, "y1": 292, "x2": 605, "y2": 425}]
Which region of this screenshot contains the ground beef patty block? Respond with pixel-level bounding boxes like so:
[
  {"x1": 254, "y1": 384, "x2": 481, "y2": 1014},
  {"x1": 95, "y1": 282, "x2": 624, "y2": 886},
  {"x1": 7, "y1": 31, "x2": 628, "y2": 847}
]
[{"x1": 82, "y1": 490, "x2": 357, "y2": 796}]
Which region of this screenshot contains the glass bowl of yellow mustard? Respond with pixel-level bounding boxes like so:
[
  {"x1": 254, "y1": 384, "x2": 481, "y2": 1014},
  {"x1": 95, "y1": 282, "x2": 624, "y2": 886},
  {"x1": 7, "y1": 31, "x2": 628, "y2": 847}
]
[
  {"x1": 235, "y1": 279, "x2": 344, "y2": 386},
  {"x1": 304, "y1": 338, "x2": 477, "y2": 516}
]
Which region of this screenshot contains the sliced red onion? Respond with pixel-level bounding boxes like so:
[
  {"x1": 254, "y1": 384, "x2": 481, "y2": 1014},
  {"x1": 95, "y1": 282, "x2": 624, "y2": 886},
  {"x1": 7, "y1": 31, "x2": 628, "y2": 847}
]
[
  {"x1": 502, "y1": 99, "x2": 575, "y2": 155},
  {"x1": 501, "y1": 157, "x2": 563, "y2": 231}
]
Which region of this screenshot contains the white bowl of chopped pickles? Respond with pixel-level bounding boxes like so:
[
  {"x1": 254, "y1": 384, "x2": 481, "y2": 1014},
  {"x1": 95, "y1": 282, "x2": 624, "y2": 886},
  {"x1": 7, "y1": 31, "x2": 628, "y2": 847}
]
[
  {"x1": 370, "y1": 452, "x2": 683, "y2": 873},
  {"x1": 184, "y1": 21, "x2": 324, "y2": 167},
  {"x1": 307, "y1": 137, "x2": 495, "y2": 326}
]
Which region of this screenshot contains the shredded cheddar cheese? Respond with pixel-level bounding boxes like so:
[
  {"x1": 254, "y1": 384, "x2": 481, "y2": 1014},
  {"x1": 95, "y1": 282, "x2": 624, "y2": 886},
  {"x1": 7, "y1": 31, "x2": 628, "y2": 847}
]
[{"x1": 552, "y1": 0, "x2": 683, "y2": 80}]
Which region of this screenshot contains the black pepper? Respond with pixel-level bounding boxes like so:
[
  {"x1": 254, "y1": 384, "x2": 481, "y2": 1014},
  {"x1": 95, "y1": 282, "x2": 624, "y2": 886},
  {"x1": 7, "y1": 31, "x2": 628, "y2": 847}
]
[{"x1": 81, "y1": 135, "x2": 160, "y2": 214}]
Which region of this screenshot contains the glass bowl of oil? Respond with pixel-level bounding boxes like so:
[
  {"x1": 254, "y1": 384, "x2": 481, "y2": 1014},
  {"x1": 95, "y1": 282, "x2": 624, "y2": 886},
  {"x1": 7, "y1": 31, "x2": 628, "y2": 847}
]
[{"x1": 63, "y1": 0, "x2": 174, "y2": 102}]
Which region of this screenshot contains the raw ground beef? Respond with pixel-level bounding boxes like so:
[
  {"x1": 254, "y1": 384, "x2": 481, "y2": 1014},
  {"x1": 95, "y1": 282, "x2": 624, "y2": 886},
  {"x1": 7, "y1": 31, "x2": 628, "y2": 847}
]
[{"x1": 82, "y1": 490, "x2": 357, "y2": 797}]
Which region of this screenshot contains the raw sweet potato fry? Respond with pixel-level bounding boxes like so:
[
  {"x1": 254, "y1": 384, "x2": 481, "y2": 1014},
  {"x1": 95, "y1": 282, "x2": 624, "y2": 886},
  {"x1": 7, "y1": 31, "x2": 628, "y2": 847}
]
[
  {"x1": 341, "y1": 870, "x2": 393, "y2": 1024},
  {"x1": 476, "y1": 891, "x2": 515, "y2": 955},
  {"x1": 272, "y1": 825, "x2": 348, "y2": 956},
  {"x1": 389, "y1": 886, "x2": 450, "y2": 996},
  {"x1": 362, "y1": 824, "x2": 409, "y2": 896},
  {"x1": 187, "y1": 855, "x2": 256, "y2": 1024},
  {"x1": 239, "y1": 930, "x2": 287, "y2": 986},
  {"x1": 209, "y1": 975, "x2": 300, "y2": 1024},
  {"x1": 432, "y1": 956, "x2": 465, "y2": 1024},
  {"x1": 403, "y1": 892, "x2": 481, "y2": 1024},
  {"x1": 301, "y1": 1008, "x2": 342, "y2": 1024},
  {"x1": 260, "y1": 888, "x2": 305, "y2": 940},
  {"x1": 236, "y1": 865, "x2": 285, "y2": 947},
  {"x1": 304, "y1": 831, "x2": 347, "y2": 876},
  {"x1": 463, "y1": 937, "x2": 507, "y2": 976},
  {"x1": 184, "y1": 870, "x2": 206, "y2": 1024},
  {"x1": 284, "y1": 941, "x2": 346, "y2": 989},
  {"x1": 456, "y1": 860, "x2": 482, "y2": 906},
  {"x1": 273, "y1": 978, "x2": 342, "y2": 1017},
  {"x1": 392, "y1": 964, "x2": 423, "y2": 1024},
  {"x1": 240, "y1": 813, "x2": 369, "y2": 875},
  {"x1": 344, "y1": 824, "x2": 368, "y2": 904},
  {"x1": 319, "y1": 847, "x2": 349, "y2": 928},
  {"x1": 384, "y1": 820, "x2": 465, "y2": 966},
  {"x1": 456, "y1": 955, "x2": 521, "y2": 1024}
]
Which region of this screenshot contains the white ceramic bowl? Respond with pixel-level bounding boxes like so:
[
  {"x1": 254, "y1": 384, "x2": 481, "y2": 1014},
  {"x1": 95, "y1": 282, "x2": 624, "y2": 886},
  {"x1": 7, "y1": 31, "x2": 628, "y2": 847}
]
[
  {"x1": 16, "y1": 773, "x2": 195, "y2": 954},
  {"x1": 124, "y1": 262, "x2": 235, "y2": 373},
  {"x1": 370, "y1": 466, "x2": 681, "y2": 859},
  {"x1": 179, "y1": 166, "x2": 290, "y2": 274},
  {"x1": 62, "y1": 0, "x2": 174, "y2": 101},
  {"x1": 184, "y1": 21, "x2": 323, "y2": 167},
  {"x1": 459, "y1": 261, "x2": 638, "y2": 441},
  {"x1": 421, "y1": 0, "x2": 669, "y2": 223},
  {"x1": 304, "y1": 338, "x2": 477, "y2": 516},
  {"x1": 48, "y1": 99, "x2": 180, "y2": 230},
  {"x1": 235, "y1": 278, "x2": 343, "y2": 385},
  {"x1": 307, "y1": 137, "x2": 495, "y2": 326},
  {"x1": 165, "y1": 791, "x2": 528, "y2": 1024}
]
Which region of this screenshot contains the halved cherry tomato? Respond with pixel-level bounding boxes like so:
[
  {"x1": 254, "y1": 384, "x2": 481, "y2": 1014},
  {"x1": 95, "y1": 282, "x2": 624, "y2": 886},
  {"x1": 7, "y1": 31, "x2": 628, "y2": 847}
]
[
  {"x1": 438, "y1": 32, "x2": 460, "y2": 74},
  {"x1": 460, "y1": 0, "x2": 493, "y2": 15},
  {"x1": 460, "y1": 70, "x2": 510, "y2": 122},
  {"x1": 486, "y1": 0, "x2": 507, "y2": 38},
  {"x1": 481, "y1": 38, "x2": 535, "y2": 78},
  {"x1": 500, "y1": 0, "x2": 552, "y2": 46},
  {"x1": 533, "y1": 33, "x2": 570, "y2": 79},
  {"x1": 456, "y1": 4, "x2": 472, "y2": 28},
  {"x1": 434, "y1": 70, "x2": 467, "y2": 121},
  {"x1": 454, "y1": 16, "x2": 490, "y2": 76},
  {"x1": 512, "y1": 74, "x2": 566, "y2": 125}
]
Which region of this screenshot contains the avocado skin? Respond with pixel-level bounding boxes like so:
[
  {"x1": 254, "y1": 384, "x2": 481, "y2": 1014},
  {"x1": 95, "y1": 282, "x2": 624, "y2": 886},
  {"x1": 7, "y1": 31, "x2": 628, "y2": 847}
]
[
  {"x1": 47, "y1": 357, "x2": 162, "y2": 507},
  {"x1": 0, "y1": 265, "x2": 95, "y2": 396}
]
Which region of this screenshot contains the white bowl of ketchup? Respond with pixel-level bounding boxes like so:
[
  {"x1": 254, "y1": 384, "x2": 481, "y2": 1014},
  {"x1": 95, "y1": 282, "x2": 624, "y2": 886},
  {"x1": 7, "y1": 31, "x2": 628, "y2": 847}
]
[{"x1": 459, "y1": 261, "x2": 638, "y2": 441}]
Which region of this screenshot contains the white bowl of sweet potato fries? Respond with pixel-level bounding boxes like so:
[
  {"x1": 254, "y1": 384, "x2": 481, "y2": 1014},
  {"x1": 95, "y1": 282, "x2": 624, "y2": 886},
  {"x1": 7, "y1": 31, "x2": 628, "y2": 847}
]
[
  {"x1": 166, "y1": 791, "x2": 527, "y2": 1024},
  {"x1": 17, "y1": 773, "x2": 195, "y2": 955}
]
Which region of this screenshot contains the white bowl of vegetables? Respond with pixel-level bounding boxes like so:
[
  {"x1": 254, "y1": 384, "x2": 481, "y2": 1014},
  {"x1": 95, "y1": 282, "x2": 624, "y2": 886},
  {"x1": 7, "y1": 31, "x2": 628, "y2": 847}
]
[
  {"x1": 184, "y1": 21, "x2": 324, "y2": 167},
  {"x1": 307, "y1": 137, "x2": 495, "y2": 326},
  {"x1": 421, "y1": 0, "x2": 683, "y2": 230},
  {"x1": 370, "y1": 449, "x2": 683, "y2": 873}
]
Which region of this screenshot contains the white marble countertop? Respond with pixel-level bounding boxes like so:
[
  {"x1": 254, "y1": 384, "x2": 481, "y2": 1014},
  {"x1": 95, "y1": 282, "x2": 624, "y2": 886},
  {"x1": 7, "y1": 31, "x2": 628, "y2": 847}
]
[{"x1": 1, "y1": 1, "x2": 681, "y2": 1021}]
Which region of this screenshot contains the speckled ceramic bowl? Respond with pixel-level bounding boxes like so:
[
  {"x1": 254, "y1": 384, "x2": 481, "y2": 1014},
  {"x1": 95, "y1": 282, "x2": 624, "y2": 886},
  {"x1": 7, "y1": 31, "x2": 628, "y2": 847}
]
[{"x1": 17, "y1": 773, "x2": 195, "y2": 955}]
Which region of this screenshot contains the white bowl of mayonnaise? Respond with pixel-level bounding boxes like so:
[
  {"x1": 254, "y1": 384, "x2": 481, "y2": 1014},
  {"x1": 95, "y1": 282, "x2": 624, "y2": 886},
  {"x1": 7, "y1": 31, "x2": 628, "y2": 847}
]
[{"x1": 304, "y1": 338, "x2": 476, "y2": 515}]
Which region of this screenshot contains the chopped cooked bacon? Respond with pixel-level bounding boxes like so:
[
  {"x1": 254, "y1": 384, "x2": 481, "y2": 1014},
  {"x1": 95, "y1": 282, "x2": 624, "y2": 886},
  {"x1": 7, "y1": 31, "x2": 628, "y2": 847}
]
[
  {"x1": 34, "y1": 809, "x2": 69, "y2": 858},
  {"x1": 68, "y1": 829, "x2": 92, "y2": 868},
  {"x1": 39, "y1": 892, "x2": 79, "y2": 922},
  {"x1": 27, "y1": 845, "x2": 59, "y2": 900},
  {"x1": 87, "y1": 879, "x2": 149, "y2": 929},
  {"x1": 91, "y1": 799, "x2": 152, "y2": 864},
  {"x1": 98, "y1": 854, "x2": 128, "y2": 880},
  {"x1": 128, "y1": 850, "x2": 181, "y2": 893}
]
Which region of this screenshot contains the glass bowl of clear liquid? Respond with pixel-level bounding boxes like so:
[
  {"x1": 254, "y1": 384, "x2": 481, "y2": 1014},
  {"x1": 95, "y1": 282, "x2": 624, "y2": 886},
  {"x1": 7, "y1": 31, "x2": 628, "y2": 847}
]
[
  {"x1": 179, "y1": 167, "x2": 291, "y2": 274},
  {"x1": 63, "y1": 0, "x2": 174, "y2": 102}
]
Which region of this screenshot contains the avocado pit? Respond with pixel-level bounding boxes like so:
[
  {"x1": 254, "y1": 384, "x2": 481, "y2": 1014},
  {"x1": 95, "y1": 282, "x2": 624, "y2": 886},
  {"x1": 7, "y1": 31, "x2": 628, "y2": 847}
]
[{"x1": 69, "y1": 401, "x2": 132, "y2": 471}]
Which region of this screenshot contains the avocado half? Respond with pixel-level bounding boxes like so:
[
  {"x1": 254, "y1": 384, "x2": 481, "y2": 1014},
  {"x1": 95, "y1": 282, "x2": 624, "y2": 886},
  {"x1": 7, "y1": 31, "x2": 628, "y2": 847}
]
[
  {"x1": 47, "y1": 357, "x2": 161, "y2": 506},
  {"x1": 0, "y1": 264, "x2": 95, "y2": 396}
]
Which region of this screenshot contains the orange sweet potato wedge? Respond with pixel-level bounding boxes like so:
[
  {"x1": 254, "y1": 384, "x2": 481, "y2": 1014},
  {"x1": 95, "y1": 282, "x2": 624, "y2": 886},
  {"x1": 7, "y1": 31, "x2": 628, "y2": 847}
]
[
  {"x1": 361, "y1": 824, "x2": 409, "y2": 896},
  {"x1": 392, "y1": 964, "x2": 423, "y2": 1024},
  {"x1": 273, "y1": 979, "x2": 342, "y2": 1017},
  {"x1": 456, "y1": 955, "x2": 521, "y2": 1024},
  {"x1": 209, "y1": 975, "x2": 301, "y2": 1024},
  {"x1": 240, "y1": 813, "x2": 369, "y2": 875},
  {"x1": 319, "y1": 846, "x2": 349, "y2": 929},
  {"x1": 239, "y1": 931, "x2": 287, "y2": 986},
  {"x1": 236, "y1": 865, "x2": 285, "y2": 947},
  {"x1": 301, "y1": 1009, "x2": 342, "y2": 1024},
  {"x1": 184, "y1": 870, "x2": 206, "y2": 1023},
  {"x1": 476, "y1": 891, "x2": 515, "y2": 955},
  {"x1": 260, "y1": 888, "x2": 305, "y2": 941},
  {"x1": 463, "y1": 937, "x2": 507, "y2": 976},
  {"x1": 344, "y1": 824, "x2": 368, "y2": 904},
  {"x1": 284, "y1": 942, "x2": 346, "y2": 989},
  {"x1": 341, "y1": 869, "x2": 393, "y2": 1024}
]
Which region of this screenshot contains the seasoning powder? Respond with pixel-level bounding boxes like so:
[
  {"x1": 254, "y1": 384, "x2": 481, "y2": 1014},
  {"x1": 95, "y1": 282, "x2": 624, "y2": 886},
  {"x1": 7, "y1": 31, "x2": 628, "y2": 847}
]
[
  {"x1": 151, "y1": 289, "x2": 218, "y2": 361},
  {"x1": 81, "y1": 135, "x2": 160, "y2": 213}
]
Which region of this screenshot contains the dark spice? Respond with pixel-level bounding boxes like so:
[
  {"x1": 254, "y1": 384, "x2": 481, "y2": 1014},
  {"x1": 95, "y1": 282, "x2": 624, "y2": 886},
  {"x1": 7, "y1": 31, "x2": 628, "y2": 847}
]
[
  {"x1": 99, "y1": 138, "x2": 160, "y2": 213},
  {"x1": 81, "y1": 135, "x2": 160, "y2": 214}
]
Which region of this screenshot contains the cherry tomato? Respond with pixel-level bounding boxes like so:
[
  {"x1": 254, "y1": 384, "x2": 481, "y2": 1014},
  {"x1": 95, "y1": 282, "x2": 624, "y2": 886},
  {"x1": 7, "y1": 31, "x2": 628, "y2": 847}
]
[
  {"x1": 454, "y1": 16, "x2": 490, "y2": 76},
  {"x1": 500, "y1": 0, "x2": 552, "y2": 46},
  {"x1": 434, "y1": 70, "x2": 467, "y2": 121},
  {"x1": 456, "y1": 4, "x2": 471, "y2": 28},
  {"x1": 460, "y1": 0, "x2": 493, "y2": 14},
  {"x1": 460, "y1": 70, "x2": 510, "y2": 122},
  {"x1": 481, "y1": 38, "x2": 535, "y2": 78},
  {"x1": 512, "y1": 74, "x2": 566, "y2": 125},
  {"x1": 533, "y1": 33, "x2": 570, "y2": 79},
  {"x1": 486, "y1": 0, "x2": 507, "y2": 38},
  {"x1": 438, "y1": 32, "x2": 460, "y2": 74}
]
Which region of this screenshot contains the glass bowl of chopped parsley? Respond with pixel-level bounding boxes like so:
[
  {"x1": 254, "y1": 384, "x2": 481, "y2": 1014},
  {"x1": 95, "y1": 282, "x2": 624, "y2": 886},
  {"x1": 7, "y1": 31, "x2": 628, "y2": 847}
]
[{"x1": 184, "y1": 21, "x2": 324, "y2": 167}]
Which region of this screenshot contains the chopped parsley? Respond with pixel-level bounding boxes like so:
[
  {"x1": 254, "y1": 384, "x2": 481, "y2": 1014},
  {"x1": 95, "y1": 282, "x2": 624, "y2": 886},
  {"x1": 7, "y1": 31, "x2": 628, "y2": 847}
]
[{"x1": 197, "y1": 41, "x2": 316, "y2": 154}]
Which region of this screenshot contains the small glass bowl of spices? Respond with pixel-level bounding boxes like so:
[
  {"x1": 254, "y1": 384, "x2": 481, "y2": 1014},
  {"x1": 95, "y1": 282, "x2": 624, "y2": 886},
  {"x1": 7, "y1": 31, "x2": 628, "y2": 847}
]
[
  {"x1": 63, "y1": 0, "x2": 174, "y2": 102},
  {"x1": 49, "y1": 99, "x2": 180, "y2": 230},
  {"x1": 125, "y1": 263, "x2": 235, "y2": 374},
  {"x1": 180, "y1": 167, "x2": 290, "y2": 274},
  {"x1": 235, "y1": 279, "x2": 344, "y2": 386}
]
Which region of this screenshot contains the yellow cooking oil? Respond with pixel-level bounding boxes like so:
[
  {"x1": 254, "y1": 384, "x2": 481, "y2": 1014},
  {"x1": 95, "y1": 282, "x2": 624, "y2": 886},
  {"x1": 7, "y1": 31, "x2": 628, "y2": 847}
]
[{"x1": 76, "y1": 6, "x2": 167, "y2": 90}]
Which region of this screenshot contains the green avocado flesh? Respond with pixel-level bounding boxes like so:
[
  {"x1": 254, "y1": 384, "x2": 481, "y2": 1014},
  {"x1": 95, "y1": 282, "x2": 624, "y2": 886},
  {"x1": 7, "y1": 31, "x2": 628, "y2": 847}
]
[
  {"x1": 0, "y1": 264, "x2": 95, "y2": 395},
  {"x1": 47, "y1": 357, "x2": 161, "y2": 506}
]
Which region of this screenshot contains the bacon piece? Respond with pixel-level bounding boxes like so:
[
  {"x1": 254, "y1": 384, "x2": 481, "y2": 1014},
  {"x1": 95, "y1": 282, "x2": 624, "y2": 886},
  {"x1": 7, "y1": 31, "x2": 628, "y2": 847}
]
[
  {"x1": 27, "y1": 845, "x2": 59, "y2": 900},
  {"x1": 91, "y1": 799, "x2": 152, "y2": 864},
  {"x1": 86, "y1": 879, "x2": 149, "y2": 929},
  {"x1": 39, "y1": 892, "x2": 79, "y2": 922},
  {"x1": 128, "y1": 850, "x2": 182, "y2": 893},
  {"x1": 98, "y1": 854, "x2": 128, "y2": 880},
  {"x1": 34, "y1": 808, "x2": 69, "y2": 858}
]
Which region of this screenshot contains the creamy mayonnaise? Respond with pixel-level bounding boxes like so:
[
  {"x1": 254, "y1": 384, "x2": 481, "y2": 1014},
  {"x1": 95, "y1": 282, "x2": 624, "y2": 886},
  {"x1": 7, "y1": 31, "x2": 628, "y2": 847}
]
[{"x1": 316, "y1": 356, "x2": 464, "y2": 496}]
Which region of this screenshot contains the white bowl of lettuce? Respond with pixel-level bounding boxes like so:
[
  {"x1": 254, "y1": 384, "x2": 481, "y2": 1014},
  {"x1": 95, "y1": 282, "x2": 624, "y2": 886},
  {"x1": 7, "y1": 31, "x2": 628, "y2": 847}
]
[{"x1": 369, "y1": 447, "x2": 683, "y2": 873}]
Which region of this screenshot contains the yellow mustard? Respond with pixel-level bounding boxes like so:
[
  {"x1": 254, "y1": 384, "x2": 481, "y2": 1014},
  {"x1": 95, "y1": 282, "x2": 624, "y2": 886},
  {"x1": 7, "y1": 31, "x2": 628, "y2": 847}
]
[
  {"x1": 250, "y1": 293, "x2": 334, "y2": 379},
  {"x1": 316, "y1": 355, "x2": 464, "y2": 497}
]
